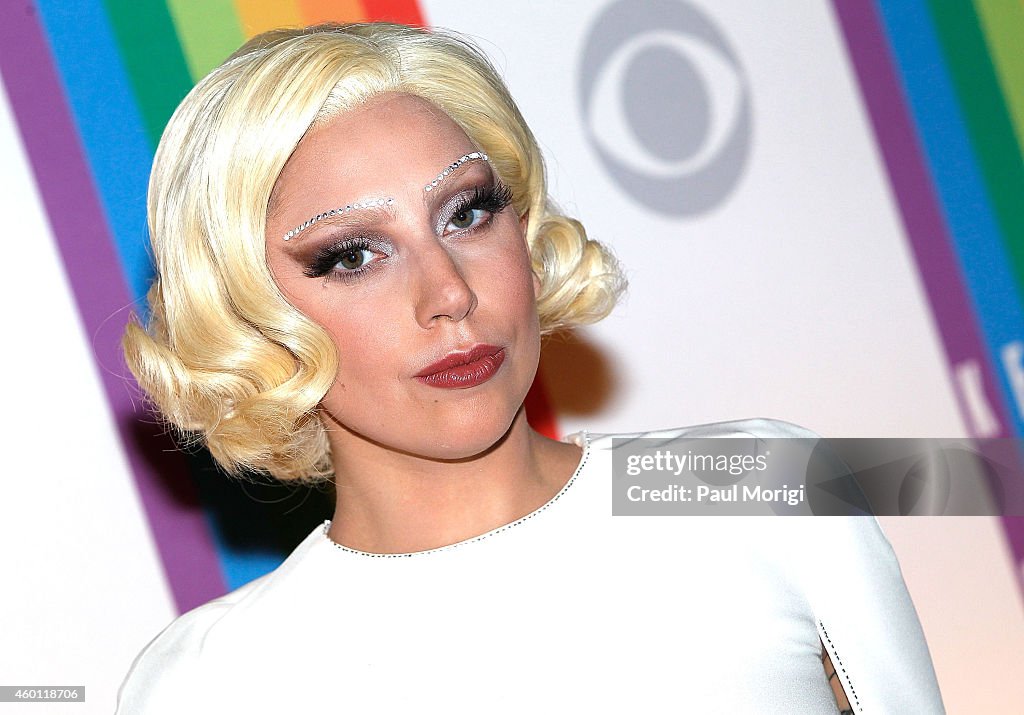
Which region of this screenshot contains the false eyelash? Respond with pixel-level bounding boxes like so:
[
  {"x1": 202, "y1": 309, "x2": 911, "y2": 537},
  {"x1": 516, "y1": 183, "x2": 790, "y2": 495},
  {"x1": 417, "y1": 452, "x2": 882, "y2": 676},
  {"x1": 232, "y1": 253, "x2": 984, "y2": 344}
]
[
  {"x1": 301, "y1": 181, "x2": 514, "y2": 282},
  {"x1": 433, "y1": 179, "x2": 514, "y2": 237},
  {"x1": 454, "y1": 180, "x2": 514, "y2": 223},
  {"x1": 303, "y1": 237, "x2": 386, "y2": 279}
]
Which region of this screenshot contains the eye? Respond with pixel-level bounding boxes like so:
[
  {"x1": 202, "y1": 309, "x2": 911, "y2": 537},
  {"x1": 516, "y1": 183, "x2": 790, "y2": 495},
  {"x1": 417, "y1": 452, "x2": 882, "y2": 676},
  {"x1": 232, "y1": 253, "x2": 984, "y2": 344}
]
[
  {"x1": 437, "y1": 182, "x2": 514, "y2": 236},
  {"x1": 303, "y1": 237, "x2": 390, "y2": 280},
  {"x1": 446, "y1": 207, "x2": 488, "y2": 233},
  {"x1": 336, "y1": 247, "x2": 375, "y2": 271}
]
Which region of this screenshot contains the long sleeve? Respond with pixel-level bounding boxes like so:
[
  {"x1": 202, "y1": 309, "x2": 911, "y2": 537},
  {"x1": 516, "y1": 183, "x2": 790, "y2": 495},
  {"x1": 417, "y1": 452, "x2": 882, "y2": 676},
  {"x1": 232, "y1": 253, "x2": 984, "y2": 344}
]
[{"x1": 805, "y1": 514, "x2": 945, "y2": 713}]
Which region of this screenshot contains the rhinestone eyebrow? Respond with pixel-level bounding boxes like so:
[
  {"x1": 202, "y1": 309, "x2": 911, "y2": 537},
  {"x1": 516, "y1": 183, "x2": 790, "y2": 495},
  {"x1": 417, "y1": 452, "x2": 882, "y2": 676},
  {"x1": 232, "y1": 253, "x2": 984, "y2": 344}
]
[
  {"x1": 424, "y1": 152, "x2": 489, "y2": 192},
  {"x1": 282, "y1": 197, "x2": 395, "y2": 241}
]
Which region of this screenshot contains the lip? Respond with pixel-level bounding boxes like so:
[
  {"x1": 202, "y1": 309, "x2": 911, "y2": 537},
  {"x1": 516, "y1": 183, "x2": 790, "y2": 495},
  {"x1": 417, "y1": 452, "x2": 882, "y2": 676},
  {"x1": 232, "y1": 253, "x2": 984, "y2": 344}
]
[{"x1": 415, "y1": 344, "x2": 506, "y2": 389}]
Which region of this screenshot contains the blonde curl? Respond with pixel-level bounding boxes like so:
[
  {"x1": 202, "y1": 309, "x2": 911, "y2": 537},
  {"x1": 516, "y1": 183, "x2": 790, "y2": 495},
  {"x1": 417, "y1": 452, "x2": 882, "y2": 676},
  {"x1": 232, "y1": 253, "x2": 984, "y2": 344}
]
[{"x1": 123, "y1": 23, "x2": 625, "y2": 482}]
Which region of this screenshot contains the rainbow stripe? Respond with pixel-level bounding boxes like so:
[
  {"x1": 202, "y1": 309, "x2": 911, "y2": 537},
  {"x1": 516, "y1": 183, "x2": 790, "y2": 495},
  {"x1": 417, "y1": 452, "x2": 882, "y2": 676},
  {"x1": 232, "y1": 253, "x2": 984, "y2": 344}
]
[
  {"x1": 833, "y1": 0, "x2": 1024, "y2": 566},
  {"x1": 0, "y1": 0, "x2": 427, "y2": 613},
  {"x1": 4, "y1": 0, "x2": 1024, "y2": 611},
  {"x1": 0, "y1": 0, "x2": 564, "y2": 613}
]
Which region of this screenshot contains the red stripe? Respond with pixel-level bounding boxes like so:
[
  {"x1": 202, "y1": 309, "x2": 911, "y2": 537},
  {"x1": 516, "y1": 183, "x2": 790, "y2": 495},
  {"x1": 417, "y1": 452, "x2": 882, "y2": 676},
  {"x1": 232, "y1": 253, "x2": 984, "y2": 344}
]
[
  {"x1": 525, "y1": 376, "x2": 560, "y2": 440},
  {"x1": 361, "y1": 0, "x2": 426, "y2": 26}
]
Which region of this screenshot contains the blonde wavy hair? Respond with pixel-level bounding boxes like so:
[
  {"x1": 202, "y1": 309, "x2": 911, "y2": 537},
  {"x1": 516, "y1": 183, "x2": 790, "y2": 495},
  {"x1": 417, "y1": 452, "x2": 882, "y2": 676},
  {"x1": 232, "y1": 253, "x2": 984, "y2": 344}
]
[{"x1": 124, "y1": 22, "x2": 625, "y2": 482}]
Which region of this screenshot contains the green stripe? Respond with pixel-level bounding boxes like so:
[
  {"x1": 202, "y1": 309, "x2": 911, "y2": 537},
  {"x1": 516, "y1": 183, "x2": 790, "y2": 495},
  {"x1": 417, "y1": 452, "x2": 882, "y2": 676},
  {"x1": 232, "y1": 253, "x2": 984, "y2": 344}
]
[
  {"x1": 928, "y1": 0, "x2": 1024, "y2": 303},
  {"x1": 102, "y1": 0, "x2": 194, "y2": 146},
  {"x1": 973, "y1": 0, "x2": 1024, "y2": 157},
  {"x1": 166, "y1": 0, "x2": 244, "y2": 81}
]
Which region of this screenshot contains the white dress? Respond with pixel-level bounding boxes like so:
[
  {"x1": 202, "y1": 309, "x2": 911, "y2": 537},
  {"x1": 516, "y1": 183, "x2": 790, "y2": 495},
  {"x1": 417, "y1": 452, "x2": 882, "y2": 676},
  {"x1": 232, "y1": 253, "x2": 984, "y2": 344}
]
[{"x1": 116, "y1": 419, "x2": 945, "y2": 714}]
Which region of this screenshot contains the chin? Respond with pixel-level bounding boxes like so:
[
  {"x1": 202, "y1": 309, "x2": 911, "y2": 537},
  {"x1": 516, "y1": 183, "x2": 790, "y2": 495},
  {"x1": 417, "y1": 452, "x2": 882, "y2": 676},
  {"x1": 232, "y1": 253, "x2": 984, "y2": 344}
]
[
  {"x1": 322, "y1": 371, "x2": 533, "y2": 461},
  {"x1": 416, "y1": 408, "x2": 522, "y2": 461}
]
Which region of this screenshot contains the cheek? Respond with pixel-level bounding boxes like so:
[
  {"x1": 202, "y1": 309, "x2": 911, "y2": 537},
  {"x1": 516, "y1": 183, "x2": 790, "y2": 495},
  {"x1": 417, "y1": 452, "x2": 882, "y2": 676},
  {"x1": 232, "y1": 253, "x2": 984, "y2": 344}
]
[
  {"x1": 473, "y1": 259, "x2": 539, "y2": 343},
  {"x1": 480, "y1": 244, "x2": 542, "y2": 358},
  {"x1": 291, "y1": 288, "x2": 403, "y2": 384},
  {"x1": 511, "y1": 250, "x2": 542, "y2": 321},
  {"x1": 325, "y1": 306, "x2": 401, "y2": 370},
  {"x1": 316, "y1": 310, "x2": 404, "y2": 427},
  {"x1": 482, "y1": 227, "x2": 539, "y2": 306}
]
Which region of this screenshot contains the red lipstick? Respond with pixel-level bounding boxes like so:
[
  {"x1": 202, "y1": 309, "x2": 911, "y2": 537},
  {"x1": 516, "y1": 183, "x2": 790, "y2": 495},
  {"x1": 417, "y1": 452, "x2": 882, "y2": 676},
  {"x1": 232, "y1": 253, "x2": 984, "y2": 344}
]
[{"x1": 415, "y1": 344, "x2": 506, "y2": 389}]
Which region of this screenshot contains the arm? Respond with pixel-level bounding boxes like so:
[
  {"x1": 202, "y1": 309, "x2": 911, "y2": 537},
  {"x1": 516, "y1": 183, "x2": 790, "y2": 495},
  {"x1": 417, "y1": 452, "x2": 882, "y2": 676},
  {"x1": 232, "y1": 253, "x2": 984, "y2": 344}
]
[{"x1": 822, "y1": 640, "x2": 854, "y2": 715}]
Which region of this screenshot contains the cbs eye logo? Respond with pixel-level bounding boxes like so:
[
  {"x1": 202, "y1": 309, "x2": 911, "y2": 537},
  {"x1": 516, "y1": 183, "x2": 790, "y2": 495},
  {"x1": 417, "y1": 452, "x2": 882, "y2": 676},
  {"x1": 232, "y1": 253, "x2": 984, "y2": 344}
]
[{"x1": 579, "y1": 0, "x2": 752, "y2": 216}]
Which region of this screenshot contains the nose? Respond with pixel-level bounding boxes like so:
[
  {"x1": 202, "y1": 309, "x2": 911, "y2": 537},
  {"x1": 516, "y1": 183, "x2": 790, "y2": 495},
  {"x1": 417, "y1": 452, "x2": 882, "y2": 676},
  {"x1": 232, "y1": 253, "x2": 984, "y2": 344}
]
[{"x1": 412, "y1": 243, "x2": 477, "y2": 329}]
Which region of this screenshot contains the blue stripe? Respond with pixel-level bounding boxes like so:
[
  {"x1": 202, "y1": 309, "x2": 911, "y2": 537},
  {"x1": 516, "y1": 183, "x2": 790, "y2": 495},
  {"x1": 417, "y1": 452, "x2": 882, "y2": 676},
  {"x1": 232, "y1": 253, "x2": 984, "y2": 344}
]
[
  {"x1": 34, "y1": 0, "x2": 286, "y2": 593},
  {"x1": 876, "y1": 0, "x2": 1024, "y2": 433},
  {"x1": 34, "y1": 0, "x2": 154, "y2": 305},
  {"x1": 223, "y1": 549, "x2": 293, "y2": 590}
]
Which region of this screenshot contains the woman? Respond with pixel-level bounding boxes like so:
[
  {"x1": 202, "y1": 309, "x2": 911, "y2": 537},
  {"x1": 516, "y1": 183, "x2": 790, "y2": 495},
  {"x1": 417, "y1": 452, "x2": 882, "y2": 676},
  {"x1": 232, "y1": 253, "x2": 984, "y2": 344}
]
[{"x1": 117, "y1": 23, "x2": 943, "y2": 713}]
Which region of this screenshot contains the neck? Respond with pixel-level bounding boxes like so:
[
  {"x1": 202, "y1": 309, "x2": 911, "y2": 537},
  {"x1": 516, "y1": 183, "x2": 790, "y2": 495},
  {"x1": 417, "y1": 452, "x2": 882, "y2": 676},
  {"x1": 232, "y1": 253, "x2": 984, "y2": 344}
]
[{"x1": 325, "y1": 408, "x2": 583, "y2": 554}]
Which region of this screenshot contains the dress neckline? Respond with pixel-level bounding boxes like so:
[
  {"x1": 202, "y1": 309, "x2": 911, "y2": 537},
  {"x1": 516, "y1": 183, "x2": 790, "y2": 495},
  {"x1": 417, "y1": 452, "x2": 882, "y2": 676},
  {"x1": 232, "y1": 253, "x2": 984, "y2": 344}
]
[{"x1": 321, "y1": 431, "x2": 591, "y2": 558}]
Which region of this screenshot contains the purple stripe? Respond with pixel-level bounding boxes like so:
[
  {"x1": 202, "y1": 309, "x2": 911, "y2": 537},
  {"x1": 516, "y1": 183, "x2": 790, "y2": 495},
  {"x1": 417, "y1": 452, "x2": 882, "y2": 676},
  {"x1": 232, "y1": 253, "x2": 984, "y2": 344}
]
[
  {"x1": 832, "y1": 0, "x2": 1024, "y2": 569},
  {"x1": 0, "y1": 1, "x2": 226, "y2": 612}
]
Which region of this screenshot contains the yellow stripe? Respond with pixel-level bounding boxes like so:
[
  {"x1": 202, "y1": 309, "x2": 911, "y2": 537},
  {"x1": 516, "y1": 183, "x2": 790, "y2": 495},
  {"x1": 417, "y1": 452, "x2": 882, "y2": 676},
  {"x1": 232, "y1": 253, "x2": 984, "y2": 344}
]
[
  {"x1": 233, "y1": 0, "x2": 305, "y2": 38},
  {"x1": 299, "y1": 0, "x2": 367, "y2": 24}
]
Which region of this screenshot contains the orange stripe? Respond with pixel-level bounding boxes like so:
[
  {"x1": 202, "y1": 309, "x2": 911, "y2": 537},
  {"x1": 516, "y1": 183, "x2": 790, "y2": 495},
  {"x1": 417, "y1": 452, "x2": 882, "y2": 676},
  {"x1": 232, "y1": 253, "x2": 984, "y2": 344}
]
[
  {"x1": 298, "y1": 0, "x2": 367, "y2": 24},
  {"x1": 361, "y1": 0, "x2": 426, "y2": 26},
  {"x1": 233, "y1": 0, "x2": 305, "y2": 38}
]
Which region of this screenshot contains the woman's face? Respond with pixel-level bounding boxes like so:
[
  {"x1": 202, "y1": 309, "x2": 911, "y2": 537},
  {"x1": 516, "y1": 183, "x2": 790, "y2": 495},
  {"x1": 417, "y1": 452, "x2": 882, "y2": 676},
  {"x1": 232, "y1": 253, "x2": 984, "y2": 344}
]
[{"x1": 266, "y1": 93, "x2": 541, "y2": 461}]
